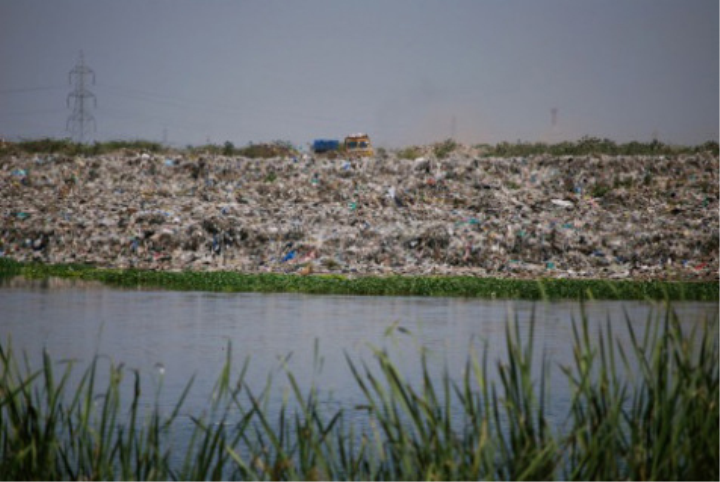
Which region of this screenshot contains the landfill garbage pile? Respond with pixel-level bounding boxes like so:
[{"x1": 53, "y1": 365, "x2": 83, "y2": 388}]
[{"x1": 1, "y1": 147, "x2": 717, "y2": 280}]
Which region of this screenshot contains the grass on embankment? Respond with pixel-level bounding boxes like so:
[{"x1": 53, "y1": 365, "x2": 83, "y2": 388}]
[
  {"x1": 0, "y1": 258, "x2": 717, "y2": 301},
  {"x1": 0, "y1": 304, "x2": 717, "y2": 480}
]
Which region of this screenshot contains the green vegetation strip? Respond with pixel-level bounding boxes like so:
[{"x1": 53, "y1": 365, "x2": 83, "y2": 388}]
[
  {"x1": 0, "y1": 259, "x2": 716, "y2": 300},
  {"x1": 4, "y1": 136, "x2": 718, "y2": 157},
  {"x1": 0, "y1": 306, "x2": 716, "y2": 480}
]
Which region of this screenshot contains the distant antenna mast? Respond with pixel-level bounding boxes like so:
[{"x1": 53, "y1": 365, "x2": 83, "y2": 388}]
[
  {"x1": 551, "y1": 107, "x2": 558, "y2": 128},
  {"x1": 66, "y1": 51, "x2": 97, "y2": 143}
]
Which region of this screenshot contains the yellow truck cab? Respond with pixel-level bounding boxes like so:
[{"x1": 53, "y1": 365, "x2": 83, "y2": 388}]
[{"x1": 344, "y1": 133, "x2": 374, "y2": 157}]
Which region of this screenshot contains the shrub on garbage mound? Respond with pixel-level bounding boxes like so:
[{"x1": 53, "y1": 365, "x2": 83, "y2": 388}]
[
  {"x1": 1, "y1": 138, "x2": 164, "y2": 156},
  {"x1": 478, "y1": 137, "x2": 719, "y2": 157},
  {"x1": 2, "y1": 137, "x2": 717, "y2": 158}
]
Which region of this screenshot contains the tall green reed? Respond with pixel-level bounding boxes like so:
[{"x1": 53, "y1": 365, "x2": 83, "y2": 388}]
[{"x1": 0, "y1": 303, "x2": 717, "y2": 480}]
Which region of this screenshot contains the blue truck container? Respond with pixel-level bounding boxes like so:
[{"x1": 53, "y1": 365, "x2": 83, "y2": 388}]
[{"x1": 312, "y1": 139, "x2": 340, "y2": 153}]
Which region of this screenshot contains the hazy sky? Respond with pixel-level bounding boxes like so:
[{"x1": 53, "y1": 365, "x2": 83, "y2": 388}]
[{"x1": 1, "y1": 0, "x2": 717, "y2": 148}]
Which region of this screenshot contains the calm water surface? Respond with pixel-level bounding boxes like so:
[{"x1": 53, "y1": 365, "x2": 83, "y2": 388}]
[{"x1": 1, "y1": 276, "x2": 716, "y2": 427}]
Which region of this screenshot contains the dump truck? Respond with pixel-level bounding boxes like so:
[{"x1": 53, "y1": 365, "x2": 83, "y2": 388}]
[{"x1": 343, "y1": 133, "x2": 374, "y2": 157}]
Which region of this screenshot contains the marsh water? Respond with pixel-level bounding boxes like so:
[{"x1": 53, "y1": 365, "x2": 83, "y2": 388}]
[{"x1": 1, "y1": 276, "x2": 716, "y2": 437}]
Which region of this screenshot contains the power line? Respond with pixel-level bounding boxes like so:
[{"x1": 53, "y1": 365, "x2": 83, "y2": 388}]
[
  {"x1": 0, "y1": 86, "x2": 65, "y2": 95},
  {"x1": 0, "y1": 108, "x2": 67, "y2": 118},
  {"x1": 66, "y1": 51, "x2": 97, "y2": 143}
]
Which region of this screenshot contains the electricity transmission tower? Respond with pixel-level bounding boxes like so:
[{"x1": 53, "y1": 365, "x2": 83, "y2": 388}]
[{"x1": 66, "y1": 51, "x2": 96, "y2": 143}]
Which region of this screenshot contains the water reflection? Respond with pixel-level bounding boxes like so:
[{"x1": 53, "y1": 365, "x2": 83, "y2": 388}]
[{"x1": 0, "y1": 276, "x2": 716, "y2": 421}]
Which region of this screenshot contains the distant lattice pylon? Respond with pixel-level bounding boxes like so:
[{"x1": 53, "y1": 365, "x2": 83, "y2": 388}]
[{"x1": 66, "y1": 51, "x2": 96, "y2": 143}]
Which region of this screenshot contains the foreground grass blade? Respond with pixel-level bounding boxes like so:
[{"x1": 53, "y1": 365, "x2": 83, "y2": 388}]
[{"x1": 0, "y1": 303, "x2": 716, "y2": 480}]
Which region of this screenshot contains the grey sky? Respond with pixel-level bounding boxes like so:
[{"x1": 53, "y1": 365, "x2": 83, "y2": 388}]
[{"x1": 1, "y1": 0, "x2": 717, "y2": 148}]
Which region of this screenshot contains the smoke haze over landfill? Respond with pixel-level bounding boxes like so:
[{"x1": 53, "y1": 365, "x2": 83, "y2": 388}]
[{"x1": 0, "y1": 0, "x2": 717, "y2": 148}]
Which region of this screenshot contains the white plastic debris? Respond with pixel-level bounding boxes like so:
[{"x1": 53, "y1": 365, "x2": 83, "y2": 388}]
[{"x1": 551, "y1": 199, "x2": 574, "y2": 208}]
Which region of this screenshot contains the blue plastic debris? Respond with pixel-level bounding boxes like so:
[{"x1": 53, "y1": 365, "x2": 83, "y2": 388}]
[{"x1": 212, "y1": 234, "x2": 221, "y2": 254}]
